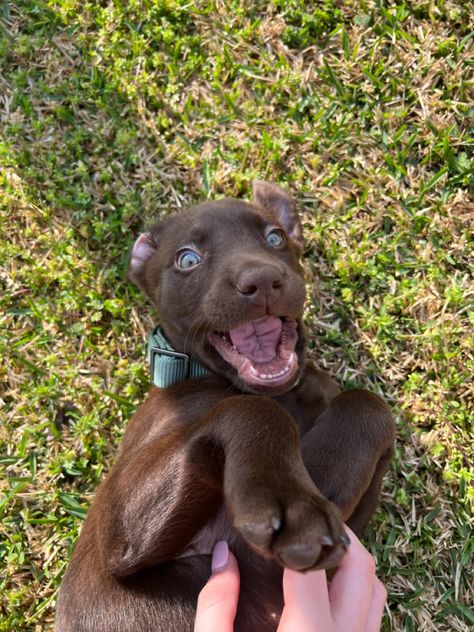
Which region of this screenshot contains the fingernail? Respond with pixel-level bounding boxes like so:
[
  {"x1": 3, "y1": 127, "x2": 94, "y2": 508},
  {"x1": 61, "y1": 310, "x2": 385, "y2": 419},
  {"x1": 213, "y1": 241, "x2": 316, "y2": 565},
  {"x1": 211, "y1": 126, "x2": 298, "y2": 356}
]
[{"x1": 211, "y1": 540, "x2": 229, "y2": 573}]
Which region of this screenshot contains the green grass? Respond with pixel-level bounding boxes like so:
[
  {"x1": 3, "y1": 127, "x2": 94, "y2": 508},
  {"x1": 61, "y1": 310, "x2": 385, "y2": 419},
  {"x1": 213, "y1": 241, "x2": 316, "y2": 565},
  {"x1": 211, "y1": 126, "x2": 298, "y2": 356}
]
[{"x1": 1, "y1": 1, "x2": 473, "y2": 630}]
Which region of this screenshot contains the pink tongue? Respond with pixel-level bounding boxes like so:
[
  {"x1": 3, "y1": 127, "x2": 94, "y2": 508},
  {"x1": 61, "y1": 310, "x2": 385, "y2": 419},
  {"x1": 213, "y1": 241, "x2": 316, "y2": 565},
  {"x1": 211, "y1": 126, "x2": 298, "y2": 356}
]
[{"x1": 229, "y1": 316, "x2": 283, "y2": 363}]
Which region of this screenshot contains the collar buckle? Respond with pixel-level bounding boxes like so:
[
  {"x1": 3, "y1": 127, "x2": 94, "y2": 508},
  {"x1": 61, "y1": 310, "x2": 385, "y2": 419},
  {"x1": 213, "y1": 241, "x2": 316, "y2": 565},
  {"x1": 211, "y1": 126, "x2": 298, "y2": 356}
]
[
  {"x1": 148, "y1": 325, "x2": 210, "y2": 387},
  {"x1": 150, "y1": 346, "x2": 190, "y2": 380}
]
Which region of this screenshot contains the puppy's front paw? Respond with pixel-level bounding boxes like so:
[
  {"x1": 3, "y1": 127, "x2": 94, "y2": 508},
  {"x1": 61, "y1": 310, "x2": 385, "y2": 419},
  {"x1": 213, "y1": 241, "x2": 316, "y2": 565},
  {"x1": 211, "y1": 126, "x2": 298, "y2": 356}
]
[{"x1": 232, "y1": 486, "x2": 348, "y2": 571}]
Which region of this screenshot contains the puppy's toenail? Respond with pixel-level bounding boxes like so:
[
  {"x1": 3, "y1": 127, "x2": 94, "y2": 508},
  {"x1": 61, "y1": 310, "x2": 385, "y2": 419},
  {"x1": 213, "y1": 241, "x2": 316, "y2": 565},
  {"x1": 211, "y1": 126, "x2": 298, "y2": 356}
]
[
  {"x1": 340, "y1": 533, "x2": 350, "y2": 547},
  {"x1": 271, "y1": 516, "x2": 281, "y2": 531}
]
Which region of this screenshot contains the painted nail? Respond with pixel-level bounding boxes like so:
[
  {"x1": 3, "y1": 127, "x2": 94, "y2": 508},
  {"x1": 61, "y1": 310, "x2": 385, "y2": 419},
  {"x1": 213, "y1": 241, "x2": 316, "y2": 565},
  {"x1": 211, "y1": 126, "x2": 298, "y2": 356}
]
[{"x1": 211, "y1": 540, "x2": 229, "y2": 573}]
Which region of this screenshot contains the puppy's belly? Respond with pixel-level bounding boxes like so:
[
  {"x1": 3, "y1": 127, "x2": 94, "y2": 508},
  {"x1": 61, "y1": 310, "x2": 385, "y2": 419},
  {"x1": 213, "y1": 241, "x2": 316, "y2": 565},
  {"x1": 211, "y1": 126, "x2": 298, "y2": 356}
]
[
  {"x1": 176, "y1": 506, "x2": 238, "y2": 558},
  {"x1": 175, "y1": 506, "x2": 284, "y2": 630}
]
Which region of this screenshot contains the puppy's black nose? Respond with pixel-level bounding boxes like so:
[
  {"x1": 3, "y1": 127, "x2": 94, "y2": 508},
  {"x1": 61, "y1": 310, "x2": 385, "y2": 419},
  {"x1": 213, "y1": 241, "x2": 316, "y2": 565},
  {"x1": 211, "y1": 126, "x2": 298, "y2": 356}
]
[{"x1": 236, "y1": 266, "x2": 284, "y2": 301}]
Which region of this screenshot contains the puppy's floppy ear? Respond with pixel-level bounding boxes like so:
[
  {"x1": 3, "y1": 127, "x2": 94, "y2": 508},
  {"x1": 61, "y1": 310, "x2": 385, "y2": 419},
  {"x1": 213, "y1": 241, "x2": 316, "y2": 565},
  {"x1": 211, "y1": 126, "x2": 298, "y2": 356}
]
[
  {"x1": 252, "y1": 180, "x2": 304, "y2": 252},
  {"x1": 128, "y1": 232, "x2": 157, "y2": 287}
]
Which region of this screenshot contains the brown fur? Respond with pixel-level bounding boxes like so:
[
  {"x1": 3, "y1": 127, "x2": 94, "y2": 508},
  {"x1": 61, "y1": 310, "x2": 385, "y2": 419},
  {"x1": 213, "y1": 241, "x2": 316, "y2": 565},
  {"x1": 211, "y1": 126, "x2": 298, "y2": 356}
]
[{"x1": 56, "y1": 183, "x2": 395, "y2": 632}]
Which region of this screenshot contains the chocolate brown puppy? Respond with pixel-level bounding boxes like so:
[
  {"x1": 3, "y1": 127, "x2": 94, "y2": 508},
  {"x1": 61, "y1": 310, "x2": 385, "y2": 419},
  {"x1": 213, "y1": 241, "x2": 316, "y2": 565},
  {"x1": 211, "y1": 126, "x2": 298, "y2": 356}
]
[{"x1": 56, "y1": 182, "x2": 395, "y2": 632}]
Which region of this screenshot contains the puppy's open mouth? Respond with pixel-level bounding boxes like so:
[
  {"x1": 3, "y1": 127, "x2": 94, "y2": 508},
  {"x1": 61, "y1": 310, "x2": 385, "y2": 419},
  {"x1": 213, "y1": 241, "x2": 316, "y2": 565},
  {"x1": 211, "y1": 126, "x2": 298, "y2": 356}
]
[{"x1": 208, "y1": 316, "x2": 299, "y2": 388}]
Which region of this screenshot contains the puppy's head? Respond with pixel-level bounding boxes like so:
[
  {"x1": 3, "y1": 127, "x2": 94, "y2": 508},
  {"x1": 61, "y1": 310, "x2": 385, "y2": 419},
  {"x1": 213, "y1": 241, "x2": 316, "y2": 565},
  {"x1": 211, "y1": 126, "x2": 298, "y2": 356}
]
[{"x1": 129, "y1": 181, "x2": 307, "y2": 395}]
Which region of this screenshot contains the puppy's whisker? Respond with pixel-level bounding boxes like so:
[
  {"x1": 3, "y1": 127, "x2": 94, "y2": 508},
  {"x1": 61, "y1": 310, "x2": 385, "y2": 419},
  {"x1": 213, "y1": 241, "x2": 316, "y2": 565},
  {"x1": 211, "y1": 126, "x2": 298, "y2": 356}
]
[{"x1": 182, "y1": 313, "x2": 207, "y2": 355}]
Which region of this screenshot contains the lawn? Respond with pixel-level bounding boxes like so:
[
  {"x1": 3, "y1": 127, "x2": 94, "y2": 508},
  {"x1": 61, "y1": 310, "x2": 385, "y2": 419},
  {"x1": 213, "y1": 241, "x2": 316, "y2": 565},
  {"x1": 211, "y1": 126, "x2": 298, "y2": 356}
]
[{"x1": 0, "y1": 1, "x2": 473, "y2": 630}]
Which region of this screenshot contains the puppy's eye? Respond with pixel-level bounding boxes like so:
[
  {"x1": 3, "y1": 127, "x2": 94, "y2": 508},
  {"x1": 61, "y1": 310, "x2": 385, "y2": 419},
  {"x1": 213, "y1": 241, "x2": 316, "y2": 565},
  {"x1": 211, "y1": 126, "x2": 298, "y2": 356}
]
[
  {"x1": 266, "y1": 229, "x2": 286, "y2": 248},
  {"x1": 175, "y1": 249, "x2": 202, "y2": 270}
]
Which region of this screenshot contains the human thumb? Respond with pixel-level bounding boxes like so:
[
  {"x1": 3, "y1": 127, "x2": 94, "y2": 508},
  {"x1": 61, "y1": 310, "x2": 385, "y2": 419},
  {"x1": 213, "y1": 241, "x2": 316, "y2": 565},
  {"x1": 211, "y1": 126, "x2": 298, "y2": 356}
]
[{"x1": 194, "y1": 541, "x2": 240, "y2": 632}]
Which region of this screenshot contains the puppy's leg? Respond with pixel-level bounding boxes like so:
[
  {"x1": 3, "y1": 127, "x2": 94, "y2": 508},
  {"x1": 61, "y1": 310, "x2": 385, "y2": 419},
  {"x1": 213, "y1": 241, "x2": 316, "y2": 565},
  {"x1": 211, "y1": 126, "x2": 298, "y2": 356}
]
[
  {"x1": 91, "y1": 395, "x2": 347, "y2": 579},
  {"x1": 345, "y1": 447, "x2": 393, "y2": 536},
  {"x1": 301, "y1": 389, "x2": 395, "y2": 534},
  {"x1": 219, "y1": 398, "x2": 348, "y2": 572}
]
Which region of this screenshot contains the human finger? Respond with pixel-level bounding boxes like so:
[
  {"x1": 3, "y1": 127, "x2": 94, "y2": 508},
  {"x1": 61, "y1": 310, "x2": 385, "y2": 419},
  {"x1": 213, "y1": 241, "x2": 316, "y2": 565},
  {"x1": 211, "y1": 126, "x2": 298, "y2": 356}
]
[
  {"x1": 329, "y1": 526, "x2": 376, "y2": 631},
  {"x1": 364, "y1": 577, "x2": 387, "y2": 632},
  {"x1": 194, "y1": 541, "x2": 240, "y2": 632},
  {"x1": 278, "y1": 567, "x2": 332, "y2": 631}
]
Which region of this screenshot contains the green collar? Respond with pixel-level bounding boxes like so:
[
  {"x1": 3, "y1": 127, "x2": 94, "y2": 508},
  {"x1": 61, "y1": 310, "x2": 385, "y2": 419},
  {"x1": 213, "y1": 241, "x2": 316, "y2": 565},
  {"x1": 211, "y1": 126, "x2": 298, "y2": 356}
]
[{"x1": 148, "y1": 326, "x2": 212, "y2": 388}]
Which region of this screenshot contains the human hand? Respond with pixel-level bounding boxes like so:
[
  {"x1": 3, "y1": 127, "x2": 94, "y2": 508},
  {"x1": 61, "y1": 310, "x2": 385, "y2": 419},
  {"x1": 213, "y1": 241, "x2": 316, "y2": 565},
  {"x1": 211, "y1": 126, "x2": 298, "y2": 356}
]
[
  {"x1": 194, "y1": 527, "x2": 387, "y2": 632},
  {"x1": 278, "y1": 526, "x2": 387, "y2": 631}
]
